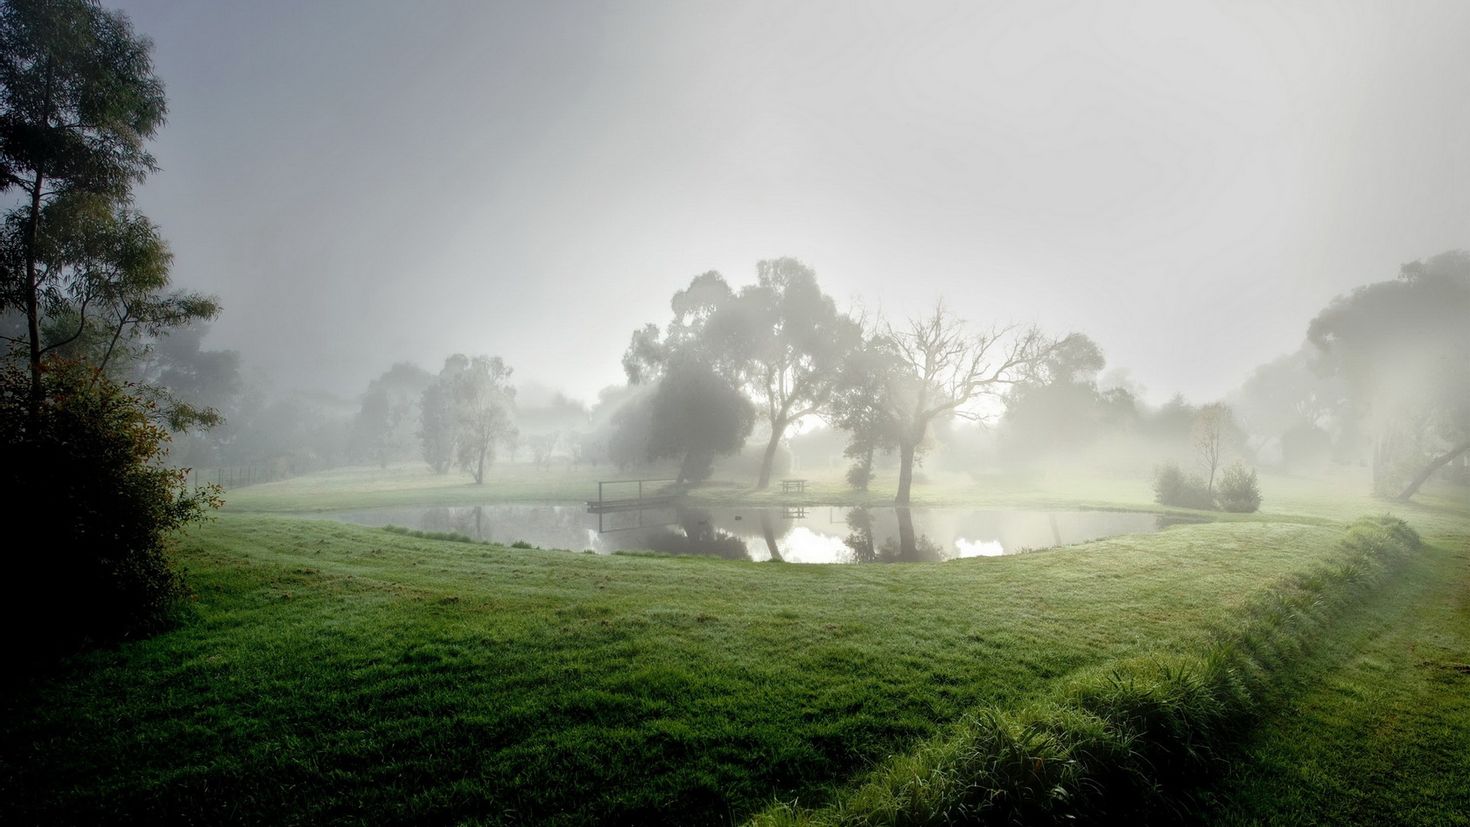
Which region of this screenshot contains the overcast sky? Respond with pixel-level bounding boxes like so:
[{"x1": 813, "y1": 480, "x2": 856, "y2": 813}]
[{"x1": 115, "y1": 0, "x2": 1468, "y2": 405}]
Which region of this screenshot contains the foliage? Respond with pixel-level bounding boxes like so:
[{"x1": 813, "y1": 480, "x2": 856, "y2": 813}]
[
  {"x1": 0, "y1": 361, "x2": 218, "y2": 656},
  {"x1": 0, "y1": 0, "x2": 216, "y2": 419},
  {"x1": 830, "y1": 335, "x2": 902, "y2": 491},
  {"x1": 1217, "y1": 461, "x2": 1262, "y2": 513},
  {"x1": 1154, "y1": 462, "x2": 1215, "y2": 510},
  {"x1": 351, "y1": 363, "x2": 430, "y2": 468},
  {"x1": 645, "y1": 356, "x2": 754, "y2": 484},
  {"x1": 997, "y1": 333, "x2": 1112, "y2": 462},
  {"x1": 417, "y1": 354, "x2": 516, "y2": 483},
  {"x1": 1308, "y1": 250, "x2": 1470, "y2": 499},
  {"x1": 623, "y1": 260, "x2": 860, "y2": 488}
]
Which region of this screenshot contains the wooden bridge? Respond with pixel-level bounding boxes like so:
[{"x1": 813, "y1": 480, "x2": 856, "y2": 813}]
[{"x1": 586, "y1": 478, "x2": 682, "y2": 513}]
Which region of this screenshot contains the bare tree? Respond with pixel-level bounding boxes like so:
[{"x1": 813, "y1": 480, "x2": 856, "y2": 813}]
[
  {"x1": 879, "y1": 302, "x2": 1055, "y2": 504},
  {"x1": 1191, "y1": 403, "x2": 1232, "y2": 496}
]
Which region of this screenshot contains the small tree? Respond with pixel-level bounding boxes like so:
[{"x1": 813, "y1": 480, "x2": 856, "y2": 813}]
[
  {"x1": 1191, "y1": 403, "x2": 1238, "y2": 496},
  {"x1": 447, "y1": 355, "x2": 516, "y2": 485}
]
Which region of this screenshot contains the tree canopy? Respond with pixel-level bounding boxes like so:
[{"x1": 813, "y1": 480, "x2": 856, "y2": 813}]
[{"x1": 1308, "y1": 250, "x2": 1470, "y2": 499}]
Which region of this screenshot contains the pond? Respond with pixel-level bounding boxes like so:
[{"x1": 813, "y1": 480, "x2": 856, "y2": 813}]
[{"x1": 311, "y1": 504, "x2": 1171, "y2": 564}]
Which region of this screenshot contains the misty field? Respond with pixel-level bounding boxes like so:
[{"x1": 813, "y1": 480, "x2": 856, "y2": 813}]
[{"x1": 4, "y1": 468, "x2": 1466, "y2": 824}]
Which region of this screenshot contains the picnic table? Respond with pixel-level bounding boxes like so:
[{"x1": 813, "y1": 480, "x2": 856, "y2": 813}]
[{"x1": 780, "y1": 478, "x2": 807, "y2": 494}]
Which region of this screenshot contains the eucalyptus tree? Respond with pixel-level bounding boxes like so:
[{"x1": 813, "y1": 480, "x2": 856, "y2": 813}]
[
  {"x1": 877, "y1": 302, "x2": 1056, "y2": 504},
  {"x1": 728, "y1": 259, "x2": 861, "y2": 488},
  {"x1": 623, "y1": 259, "x2": 860, "y2": 488},
  {"x1": 451, "y1": 355, "x2": 516, "y2": 485},
  {"x1": 1, "y1": 0, "x2": 216, "y2": 421},
  {"x1": 419, "y1": 354, "x2": 517, "y2": 483}
]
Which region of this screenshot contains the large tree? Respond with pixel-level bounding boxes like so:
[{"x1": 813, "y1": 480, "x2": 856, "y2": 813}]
[
  {"x1": 352, "y1": 362, "x2": 431, "y2": 468},
  {"x1": 1308, "y1": 250, "x2": 1470, "y2": 500},
  {"x1": 644, "y1": 355, "x2": 754, "y2": 486},
  {"x1": 876, "y1": 303, "x2": 1056, "y2": 504},
  {"x1": 0, "y1": 0, "x2": 208, "y2": 419},
  {"x1": 727, "y1": 259, "x2": 861, "y2": 488},
  {"x1": 623, "y1": 260, "x2": 860, "y2": 488}
]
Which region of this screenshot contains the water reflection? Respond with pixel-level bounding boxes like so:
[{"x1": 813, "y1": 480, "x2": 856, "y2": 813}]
[
  {"x1": 641, "y1": 508, "x2": 749, "y2": 560},
  {"x1": 311, "y1": 504, "x2": 1165, "y2": 564}
]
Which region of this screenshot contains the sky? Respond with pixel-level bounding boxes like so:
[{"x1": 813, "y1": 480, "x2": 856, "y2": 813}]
[{"x1": 114, "y1": 0, "x2": 1469, "y2": 406}]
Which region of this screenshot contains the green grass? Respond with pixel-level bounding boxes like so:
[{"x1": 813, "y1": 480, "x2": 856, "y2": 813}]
[
  {"x1": 1202, "y1": 529, "x2": 1470, "y2": 825},
  {"x1": 0, "y1": 513, "x2": 1391, "y2": 825},
  {"x1": 750, "y1": 516, "x2": 1425, "y2": 824},
  {"x1": 7, "y1": 463, "x2": 1468, "y2": 824}
]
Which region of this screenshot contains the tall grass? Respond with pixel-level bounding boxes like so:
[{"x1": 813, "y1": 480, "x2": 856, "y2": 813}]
[{"x1": 752, "y1": 515, "x2": 1420, "y2": 825}]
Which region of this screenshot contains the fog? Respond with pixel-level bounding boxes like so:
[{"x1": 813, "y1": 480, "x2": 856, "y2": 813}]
[{"x1": 114, "y1": 0, "x2": 1469, "y2": 406}]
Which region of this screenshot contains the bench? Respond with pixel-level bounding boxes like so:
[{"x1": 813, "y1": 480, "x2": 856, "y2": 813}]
[{"x1": 780, "y1": 478, "x2": 807, "y2": 494}]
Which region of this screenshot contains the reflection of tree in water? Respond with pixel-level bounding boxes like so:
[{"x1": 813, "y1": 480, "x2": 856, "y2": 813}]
[
  {"x1": 886, "y1": 507, "x2": 944, "y2": 562},
  {"x1": 759, "y1": 510, "x2": 789, "y2": 562},
  {"x1": 641, "y1": 507, "x2": 750, "y2": 560},
  {"x1": 844, "y1": 508, "x2": 878, "y2": 563},
  {"x1": 844, "y1": 507, "x2": 943, "y2": 563}
]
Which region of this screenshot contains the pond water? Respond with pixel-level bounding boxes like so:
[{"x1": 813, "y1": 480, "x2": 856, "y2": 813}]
[{"x1": 312, "y1": 504, "x2": 1170, "y2": 564}]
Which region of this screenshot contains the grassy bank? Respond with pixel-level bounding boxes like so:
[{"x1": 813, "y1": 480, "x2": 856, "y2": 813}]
[
  {"x1": 0, "y1": 514, "x2": 1383, "y2": 825},
  {"x1": 750, "y1": 516, "x2": 1423, "y2": 824},
  {"x1": 1203, "y1": 529, "x2": 1470, "y2": 825}
]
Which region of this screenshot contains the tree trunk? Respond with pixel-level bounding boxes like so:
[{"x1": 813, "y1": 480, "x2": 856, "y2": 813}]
[
  {"x1": 23, "y1": 169, "x2": 45, "y2": 421},
  {"x1": 895, "y1": 441, "x2": 916, "y2": 505},
  {"x1": 1396, "y1": 440, "x2": 1470, "y2": 502},
  {"x1": 474, "y1": 445, "x2": 486, "y2": 484},
  {"x1": 755, "y1": 420, "x2": 785, "y2": 490}
]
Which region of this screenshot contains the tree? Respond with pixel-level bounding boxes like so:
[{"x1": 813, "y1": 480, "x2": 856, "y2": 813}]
[
  {"x1": 453, "y1": 356, "x2": 515, "y2": 484},
  {"x1": 998, "y1": 333, "x2": 1109, "y2": 462},
  {"x1": 419, "y1": 362, "x2": 457, "y2": 474},
  {"x1": 645, "y1": 355, "x2": 755, "y2": 485},
  {"x1": 876, "y1": 302, "x2": 1055, "y2": 504},
  {"x1": 726, "y1": 259, "x2": 861, "y2": 488},
  {"x1": 419, "y1": 354, "x2": 516, "y2": 484},
  {"x1": 1308, "y1": 250, "x2": 1470, "y2": 500},
  {"x1": 0, "y1": 0, "x2": 182, "y2": 418},
  {"x1": 351, "y1": 362, "x2": 431, "y2": 468},
  {"x1": 1191, "y1": 403, "x2": 1236, "y2": 496},
  {"x1": 829, "y1": 333, "x2": 902, "y2": 490},
  {"x1": 1233, "y1": 347, "x2": 1345, "y2": 470},
  {"x1": 622, "y1": 261, "x2": 861, "y2": 488}
]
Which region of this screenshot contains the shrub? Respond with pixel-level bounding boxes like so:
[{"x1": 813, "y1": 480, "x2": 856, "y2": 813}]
[
  {"x1": 1, "y1": 362, "x2": 219, "y2": 658},
  {"x1": 1153, "y1": 463, "x2": 1215, "y2": 509},
  {"x1": 1217, "y1": 461, "x2": 1262, "y2": 512}
]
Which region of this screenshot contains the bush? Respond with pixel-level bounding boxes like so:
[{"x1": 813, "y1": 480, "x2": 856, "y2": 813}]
[
  {"x1": 1217, "y1": 461, "x2": 1262, "y2": 512},
  {"x1": 1, "y1": 362, "x2": 219, "y2": 658},
  {"x1": 1153, "y1": 463, "x2": 1214, "y2": 509}
]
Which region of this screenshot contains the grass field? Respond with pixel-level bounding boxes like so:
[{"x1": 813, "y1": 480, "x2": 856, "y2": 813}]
[{"x1": 4, "y1": 463, "x2": 1467, "y2": 824}]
